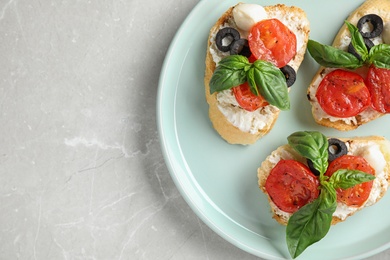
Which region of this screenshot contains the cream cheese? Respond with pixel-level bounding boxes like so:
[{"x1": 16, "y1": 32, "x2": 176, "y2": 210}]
[
  {"x1": 383, "y1": 22, "x2": 390, "y2": 44},
  {"x1": 216, "y1": 89, "x2": 279, "y2": 134}
]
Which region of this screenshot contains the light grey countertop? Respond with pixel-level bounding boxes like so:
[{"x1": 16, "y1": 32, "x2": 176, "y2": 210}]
[{"x1": 1, "y1": 0, "x2": 390, "y2": 259}]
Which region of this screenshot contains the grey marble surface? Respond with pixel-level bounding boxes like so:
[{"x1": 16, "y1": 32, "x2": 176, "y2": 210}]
[{"x1": 1, "y1": 0, "x2": 390, "y2": 259}]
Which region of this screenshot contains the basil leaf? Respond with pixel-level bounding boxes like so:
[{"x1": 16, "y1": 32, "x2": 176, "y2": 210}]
[
  {"x1": 209, "y1": 55, "x2": 249, "y2": 94},
  {"x1": 246, "y1": 67, "x2": 259, "y2": 96},
  {"x1": 369, "y1": 44, "x2": 390, "y2": 69},
  {"x1": 250, "y1": 60, "x2": 290, "y2": 110},
  {"x1": 329, "y1": 169, "x2": 375, "y2": 190},
  {"x1": 287, "y1": 131, "x2": 328, "y2": 175},
  {"x1": 218, "y1": 54, "x2": 250, "y2": 70},
  {"x1": 286, "y1": 183, "x2": 336, "y2": 258},
  {"x1": 319, "y1": 182, "x2": 338, "y2": 214},
  {"x1": 345, "y1": 21, "x2": 368, "y2": 61},
  {"x1": 307, "y1": 40, "x2": 362, "y2": 69}
]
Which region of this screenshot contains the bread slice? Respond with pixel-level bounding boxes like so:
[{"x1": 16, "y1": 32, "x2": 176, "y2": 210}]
[
  {"x1": 257, "y1": 135, "x2": 390, "y2": 225},
  {"x1": 307, "y1": 0, "x2": 390, "y2": 131},
  {"x1": 204, "y1": 4, "x2": 310, "y2": 144}
]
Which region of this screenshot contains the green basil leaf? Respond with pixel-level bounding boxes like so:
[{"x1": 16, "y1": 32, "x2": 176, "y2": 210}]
[
  {"x1": 369, "y1": 44, "x2": 390, "y2": 69},
  {"x1": 286, "y1": 183, "x2": 336, "y2": 258},
  {"x1": 251, "y1": 60, "x2": 290, "y2": 110},
  {"x1": 345, "y1": 21, "x2": 368, "y2": 61},
  {"x1": 218, "y1": 55, "x2": 250, "y2": 70},
  {"x1": 307, "y1": 40, "x2": 362, "y2": 69},
  {"x1": 287, "y1": 131, "x2": 328, "y2": 175},
  {"x1": 319, "y1": 182, "x2": 338, "y2": 214},
  {"x1": 209, "y1": 55, "x2": 249, "y2": 94},
  {"x1": 246, "y1": 67, "x2": 259, "y2": 96},
  {"x1": 329, "y1": 169, "x2": 375, "y2": 190}
]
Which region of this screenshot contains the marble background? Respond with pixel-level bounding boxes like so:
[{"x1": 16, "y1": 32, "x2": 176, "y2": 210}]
[{"x1": 1, "y1": 0, "x2": 389, "y2": 259}]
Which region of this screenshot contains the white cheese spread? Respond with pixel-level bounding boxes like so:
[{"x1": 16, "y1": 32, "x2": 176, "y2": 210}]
[
  {"x1": 216, "y1": 89, "x2": 278, "y2": 134},
  {"x1": 383, "y1": 22, "x2": 390, "y2": 44}
]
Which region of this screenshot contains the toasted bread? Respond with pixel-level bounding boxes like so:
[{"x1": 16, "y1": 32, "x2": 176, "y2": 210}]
[
  {"x1": 257, "y1": 135, "x2": 390, "y2": 225},
  {"x1": 204, "y1": 3, "x2": 310, "y2": 144},
  {"x1": 307, "y1": 0, "x2": 390, "y2": 131}
]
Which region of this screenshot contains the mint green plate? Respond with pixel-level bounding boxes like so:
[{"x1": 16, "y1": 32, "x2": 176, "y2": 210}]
[{"x1": 157, "y1": 0, "x2": 390, "y2": 259}]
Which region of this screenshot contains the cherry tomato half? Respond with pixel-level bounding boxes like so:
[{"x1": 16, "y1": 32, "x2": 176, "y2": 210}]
[
  {"x1": 325, "y1": 155, "x2": 374, "y2": 207},
  {"x1": 366, "y1": 65, "x2": 390, "y2": 113},
  {"x1": 316, "y1": 69, "x2": 371, "y2": 117},
  {"x1": 232, "y1": 82, "x2": 268, "y2": 111},
  {"x1": 248, "y1": 18, "x2": 297, "y2": 68},
  {"x1": 265, "y1": 160, "x2": 320, "y2": 213}
]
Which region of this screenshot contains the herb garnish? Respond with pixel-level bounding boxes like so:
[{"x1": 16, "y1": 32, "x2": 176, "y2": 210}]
[
  {"x1": 209, "y1": 55, "x2": 290, "y2": 110},
  {"x1": 285, "y1": 131, "x2": 375, "y2": 258},
  {"x1": 307, "y1": 21, "x2": 390, "y2": 69}
]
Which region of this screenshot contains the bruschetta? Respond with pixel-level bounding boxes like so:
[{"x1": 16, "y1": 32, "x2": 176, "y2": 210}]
[
  {"x1": 257, "y1": 130, "x2": 390, "y2": 258},
  {"x1": 204, "y1": 3, "x2": 310, "y2": 144},
  {"x1": 307, "y1": 0, "x2": 390, "y2": 130}
]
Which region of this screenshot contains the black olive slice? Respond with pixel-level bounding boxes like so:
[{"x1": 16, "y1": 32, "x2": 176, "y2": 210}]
[
  {"x1": 280, "y1": 65, "x2": 296, "y2": 87},
  {"x1": 216, "y1": 27, "x2": 241, "y2": 52},
  {"x1": 306, "y1": 159, "x2": 320, "y2": 176},
  {"x1": 327, "y1": 138, "x2": 348, "y2": 162},
  {"x1": 347, "y1": 38, "x2": 374, "y2": 60},
  {"x1": 230, "y1": 38, "x2": 251, "y2": 57},
  {"x1": 357, "y1": 14, "x2": 383, "y2": 38}
]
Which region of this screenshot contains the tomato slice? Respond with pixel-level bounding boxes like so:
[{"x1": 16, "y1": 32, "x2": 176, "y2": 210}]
[
  {"x1": 265, "y1": 160, "x2": 320, "y2": 213},
  {"x1": 325, "y1": 155, "x2": 374, "y2": 207},
  {"x1": 248, "y1": 19, "x2": 296, "y2": 68},
  {"x1": 232, "y1": 82, "x2": 268, "y2": 111},
  {"x1": 248, "y1": 54, "x2": 257, "y2": 63},
  {"x1": 316, "y1": 69, "x2": 371, "y2": 117},
  {"x1": 366, "y1": 65, "x2": 390, "y2": 113}
]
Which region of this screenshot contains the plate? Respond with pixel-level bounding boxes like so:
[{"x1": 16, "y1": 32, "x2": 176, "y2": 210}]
[{"x1": 157, "y1": 0, "x2": 390, "y2": 259}]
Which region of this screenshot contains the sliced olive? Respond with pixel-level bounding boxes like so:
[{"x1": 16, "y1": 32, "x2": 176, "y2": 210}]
[
  {"x1": 347, "y1": 37, "x2": 374, "y2": 60},
  {"x1": 327, "y1": 138, "x2": 348, "y2": 162},
  {"x1": 216, "y1": 27, "x2": 240, "y2": 52},
  {"x1": 280, "y1": 65, "x2": 296, "y2": 87},
  {"x1": 357, "y1": 14, "x2": 383, "y2": 38},
  {"x1": 306, "y1": 159, "x2": 320, "y2": 176},
  {"x1": 230, "y1": 38, "x2": 251, "y2": 57}
]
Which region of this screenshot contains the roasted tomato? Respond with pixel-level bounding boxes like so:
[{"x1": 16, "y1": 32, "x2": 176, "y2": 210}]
[
  {"x1": 248, "y1": 54, "x2": 257, "y2": 63},
  {"x1": 316, "y1": 69, "x2": 371, "y2": 117},
  {"x1": 265, "y1": 160, "x2": 320, "y2": 213},
  {"x1": 366, "y1": 65, "x2": 390, "y2": 113},
  {"x1": 325, "y1": 155, "x2": 375, "y2": 207},
  {"x1": 232, "y1": 82, "x2": 268, "y2": 111},
  {"x1": 248, "y1": 18, "x2": 297, "y2": 68}
]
